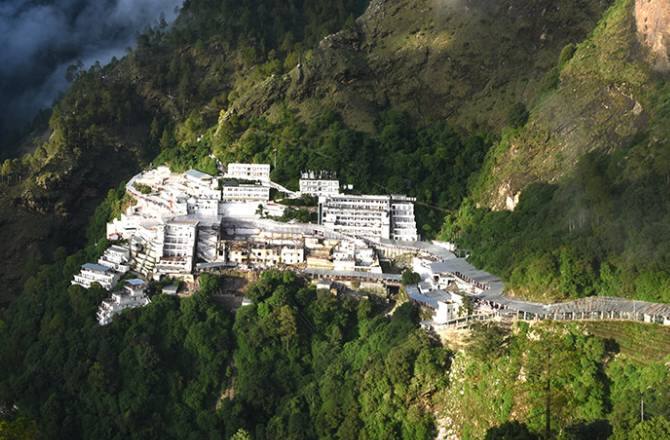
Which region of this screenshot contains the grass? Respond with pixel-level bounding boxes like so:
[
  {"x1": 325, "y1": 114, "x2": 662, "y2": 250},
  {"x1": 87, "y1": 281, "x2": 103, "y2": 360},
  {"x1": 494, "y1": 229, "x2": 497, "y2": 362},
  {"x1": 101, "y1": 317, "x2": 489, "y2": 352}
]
[{"x1": 579, "y1": 321, "x2": 670, "y2": 364}]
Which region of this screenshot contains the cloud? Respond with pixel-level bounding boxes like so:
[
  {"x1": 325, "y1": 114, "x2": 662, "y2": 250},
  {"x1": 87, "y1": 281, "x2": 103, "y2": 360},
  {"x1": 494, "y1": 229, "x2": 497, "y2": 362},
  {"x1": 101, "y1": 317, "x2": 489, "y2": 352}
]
[{"x1": 0, "y1": 0, "x2": 183, "y2": 142}]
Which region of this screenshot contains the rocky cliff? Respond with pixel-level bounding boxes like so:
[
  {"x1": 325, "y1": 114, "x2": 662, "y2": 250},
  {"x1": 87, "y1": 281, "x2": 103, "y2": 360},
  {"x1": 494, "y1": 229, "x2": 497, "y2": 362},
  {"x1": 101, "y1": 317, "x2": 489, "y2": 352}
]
[
  {"x1": 636, "y1": 0, "x2": 670, "y2": 71},
  {"x1": 475, "y1": 0, "x2": 668, "y2": 210}
]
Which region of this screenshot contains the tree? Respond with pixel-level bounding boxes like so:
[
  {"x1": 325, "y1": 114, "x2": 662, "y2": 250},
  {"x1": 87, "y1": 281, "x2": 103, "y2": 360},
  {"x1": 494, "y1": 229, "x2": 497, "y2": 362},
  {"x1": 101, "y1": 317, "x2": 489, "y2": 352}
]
[
  {"x1": 401, "y1": 270, "x2": 421, "y2": 285},
  {"x1": 507, "y1": 102, "x2": 529, "y2": 128},
  {"x1": 230, "y1": 428, "x2": 252, "y2": 440},
  {"x1": 485, "y1": 421, "x2": 538, "y2": 440},
  {"x1": 629, "y1": 416, "x2": 670, "y2": 440}
]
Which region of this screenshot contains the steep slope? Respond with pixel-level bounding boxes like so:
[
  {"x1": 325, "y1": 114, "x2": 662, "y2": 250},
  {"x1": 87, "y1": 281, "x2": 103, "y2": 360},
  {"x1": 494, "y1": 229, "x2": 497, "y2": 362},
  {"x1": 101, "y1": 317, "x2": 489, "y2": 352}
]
[
  {"x1": 0, "y1": 0, "x2": 611, "y2": 303},
  {"x1": 229, "y1": 0, "x2": 612, "y2": 132},
  {"x1": 442, "y1": 0, "x2": 670, "y2": 302},
  {"x1": 476, "y1": 0, "x2": 659, "y2": 209}
]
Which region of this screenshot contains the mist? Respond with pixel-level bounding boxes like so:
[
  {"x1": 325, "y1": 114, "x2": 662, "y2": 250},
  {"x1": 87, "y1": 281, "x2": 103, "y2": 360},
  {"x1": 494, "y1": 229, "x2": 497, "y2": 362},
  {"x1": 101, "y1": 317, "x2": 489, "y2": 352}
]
[{"x1": 0, "y1": 0, "x2": 184, "y2": 151}]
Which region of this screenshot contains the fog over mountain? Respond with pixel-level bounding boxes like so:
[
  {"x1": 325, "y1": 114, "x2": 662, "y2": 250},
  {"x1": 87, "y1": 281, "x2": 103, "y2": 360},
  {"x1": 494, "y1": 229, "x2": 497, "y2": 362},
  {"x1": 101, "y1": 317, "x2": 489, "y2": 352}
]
[{"x1": 0, "y1": 0, "x2": 183, "y2": 152}]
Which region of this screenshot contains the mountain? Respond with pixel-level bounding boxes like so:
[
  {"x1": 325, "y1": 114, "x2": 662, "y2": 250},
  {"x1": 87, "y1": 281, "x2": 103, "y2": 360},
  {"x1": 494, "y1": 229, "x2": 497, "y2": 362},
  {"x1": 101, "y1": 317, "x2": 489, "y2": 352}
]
[
  {"x1": 0, "y1": 0, "x2": 613, "y2": 303},
  {"x1": 1, "y1": 0, "x2": 670, "y2": 438},
  {"x1": 0, "y1": 0, "x2": 184, "y2": 157},
  {"x1": 443, "y1": 0, "x2": 670, "y2": 302}
]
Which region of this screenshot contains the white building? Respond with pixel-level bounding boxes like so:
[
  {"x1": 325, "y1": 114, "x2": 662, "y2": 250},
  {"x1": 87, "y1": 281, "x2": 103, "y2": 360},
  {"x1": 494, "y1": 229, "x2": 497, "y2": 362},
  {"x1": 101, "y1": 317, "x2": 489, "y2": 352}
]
[
  {"x1": 407, "y1": 286, "x2": 460, "y2": 324},
  {"x1": 299, "y1": 171, "x2": 339, "y2": 196},
  {"x1": 97, "y1": 279, "x2": 151, "y2": 326},
  {"x1": 156, "y1": 219, "x2": 199, "y2": 275},
  {"x1": 221, "y1": 183, "x2": 270, "y2": 202},
  {"x1": 390, "y1": 196, "x2": 418, "y2": 241},
  {"x1": 225, "y1": 163, "x2": 271, "y2": 181},
  {"x1": 98, "y1": 245, "x2": 131, "y2": 273},
  {"x1": 197, "y1": 223, "x2": 225, "y2": 263},
  {"x1": 280, "y1": 247, "x2": 305, "y2": 265},
  {"x1": 318, "y1": 194, "x2": 418, "y2": 241},
  {"x1": 185, "y1": 169, "x2": 216, "y2": 187},
  {"x1": 72, "y1": 263, "x2": 121, "y2": 290}
]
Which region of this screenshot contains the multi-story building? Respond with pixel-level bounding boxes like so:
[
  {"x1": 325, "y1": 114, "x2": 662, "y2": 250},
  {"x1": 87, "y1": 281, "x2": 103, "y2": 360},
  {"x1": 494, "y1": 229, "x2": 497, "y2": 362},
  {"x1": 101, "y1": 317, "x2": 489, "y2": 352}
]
[
  {"x1": 225, "y1": 163, "x2": 271, "y2": 181},
  {"x1": 97, "y1": 244, "x2": 131, "y2": 273},
  {"x1": 318, "y1": 194, "x2": 418, "y2": 241},
  {"x1": 299, "y1": 171, "x2": 339, "y2": 196},
  {"x1": 97, "y1": 279, "x2": 150, "y2": 326},
  {"x1": 228, "y1": 243, "x2": 249, "y2": 265},
  {"x1": 221, "y1": 182, "x2": 270, "y2": 202},
  {"x1": 280, "y1": 247, "x2": 305, "y2": 265},
  {"x1": 156, "y1": 218, "x2": 199, "y2": 275},
  {"x1": 389, "y1": 196, "x2": 418, "y2": 241},
  {"x1": 72, "y1": 263, "x2": 121, "y2": 290},
  {"x1": 249, "y1": 245, "x2": 281, "y2": 266}
]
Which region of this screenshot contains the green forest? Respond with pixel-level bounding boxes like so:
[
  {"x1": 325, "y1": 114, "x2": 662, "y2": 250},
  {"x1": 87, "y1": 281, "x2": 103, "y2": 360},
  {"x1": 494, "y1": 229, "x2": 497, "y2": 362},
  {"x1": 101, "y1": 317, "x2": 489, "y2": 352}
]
[
  {"x1": 2, "y1": 0, "x2": 670, "y2": 437},
  {"x1": 1, "y1": 259, "x2": 669, "y2": 438},
  {"x1": 441, "y1": 139, "x2": 670, "y2": 303}
]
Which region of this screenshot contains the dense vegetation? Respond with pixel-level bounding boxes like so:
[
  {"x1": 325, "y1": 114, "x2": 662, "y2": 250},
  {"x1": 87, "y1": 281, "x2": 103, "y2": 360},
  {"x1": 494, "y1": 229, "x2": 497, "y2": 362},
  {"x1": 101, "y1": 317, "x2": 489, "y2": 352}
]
[
  {"x1": 443, "y1": 145, "x2": 670, "y2": 303},
  {"x1": 157, "y1": 108, "x2": 489, "y2": 236},
  {"x1": 445, "y1": 0, "x2": 670, "y2": 303},
  {"x1": 0, "y1": 194, "x2": 668, "y2": 438},
  {"x1": 444, "y1": 322, "x2": 670, "y2": 439},
  {"x1": 1, "y1": 0, "x2": 670, "y2": 436},
  {"x1": 2, "y1": 257, "x2": 669, "y2": 438}
]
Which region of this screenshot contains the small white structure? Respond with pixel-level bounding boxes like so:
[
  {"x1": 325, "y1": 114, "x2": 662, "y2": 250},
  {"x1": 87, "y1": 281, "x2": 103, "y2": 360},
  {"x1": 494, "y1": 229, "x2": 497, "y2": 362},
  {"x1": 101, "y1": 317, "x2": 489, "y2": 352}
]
[
  {"x1": 315, "y1": 280, "x2": 334, "y2": 292},
  {"x1": 299, "y1": 171, "x2": 339, "y2": 196},
  {"x1": 97, "y1": 244, "x2": 131, "y2": 273},
  {"x1": 406, "y1": 286, "x2": 460, "y2": 324},
  {"x1": 280, "y1": 247, "x2": 305, "y2": 265},
  {"x1": 97, "y1": 279, "x2": 151, "y2": 326},
  {"x1": 162, "y1": 284, "x2": 179, "y2": 295},
  {"x1": 72, "y1": 263, "x2": 121, "y2": 290},
  {"x1": 185, "y1": 169, "x2": 215, "y2": 186},
  {"x1": 225, "y1": 163, "x2": 271, "y2": 181}
]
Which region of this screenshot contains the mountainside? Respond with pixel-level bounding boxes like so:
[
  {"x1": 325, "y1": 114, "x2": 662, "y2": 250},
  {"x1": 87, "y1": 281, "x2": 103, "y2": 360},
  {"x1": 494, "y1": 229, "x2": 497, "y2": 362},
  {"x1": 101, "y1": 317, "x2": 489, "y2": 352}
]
[
  {"x1": 476, "y1": 0, "x2": 664, "y2": 209},
  {"x1": 0, "y1": 0, "x2": 614, "y2": 303},
  {"x1": 440, "y1": 0, "x2": 670, "y2": 302},
  {"x1": 2, "y1": 1, "x2": 670, "y2": 438},
  {"x1": 230, "y1": 0, "x2": 612, "y2": 132}
]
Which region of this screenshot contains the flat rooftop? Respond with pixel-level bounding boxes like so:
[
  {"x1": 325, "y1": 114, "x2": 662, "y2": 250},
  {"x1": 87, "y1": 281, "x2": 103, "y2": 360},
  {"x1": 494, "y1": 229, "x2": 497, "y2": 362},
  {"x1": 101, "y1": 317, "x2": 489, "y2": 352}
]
[
  {"x1": 82, "y1": 263, "x2": 113, "y2": 273},
  {"x1": 185, "y1": 169, "x2": 213, "y2": 180}
]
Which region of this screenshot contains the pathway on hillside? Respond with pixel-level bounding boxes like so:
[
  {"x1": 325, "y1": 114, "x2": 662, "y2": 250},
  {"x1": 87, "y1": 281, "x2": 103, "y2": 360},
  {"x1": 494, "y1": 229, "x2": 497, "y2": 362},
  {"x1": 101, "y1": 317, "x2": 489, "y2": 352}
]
[{"x1": 368, "y1": 238, "x2": 670, "y2": 326}]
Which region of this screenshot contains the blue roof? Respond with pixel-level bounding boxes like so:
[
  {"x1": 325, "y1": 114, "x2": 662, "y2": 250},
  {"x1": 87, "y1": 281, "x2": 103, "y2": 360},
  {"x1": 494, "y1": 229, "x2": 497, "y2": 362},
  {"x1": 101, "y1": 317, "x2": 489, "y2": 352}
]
[
  {"x1": 82, "y1": 263, "x2": 111, "y2": 273},
  {"x1": 126, "y1": 279, "x2": 146, "y2": 286}
]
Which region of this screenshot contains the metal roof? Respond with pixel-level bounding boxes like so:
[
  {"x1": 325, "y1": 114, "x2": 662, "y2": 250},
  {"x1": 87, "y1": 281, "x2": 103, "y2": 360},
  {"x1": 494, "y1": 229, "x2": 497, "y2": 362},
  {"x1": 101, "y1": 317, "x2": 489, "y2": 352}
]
[
  {"x1": 303, "y1": 268, "x2": 401, "y2": 281},
  {"x1": 125, "y1": 279, "x2": 146, "y2": 286},
  {"x1": 186, "y1": 169, "x2": 213, "y2": 180},
  {"x1": 406, "y1": 285, "x2": 454, "y2": 309},
  {"x1": 82, "y1": 263, "x2": 112, "y2": 273}
]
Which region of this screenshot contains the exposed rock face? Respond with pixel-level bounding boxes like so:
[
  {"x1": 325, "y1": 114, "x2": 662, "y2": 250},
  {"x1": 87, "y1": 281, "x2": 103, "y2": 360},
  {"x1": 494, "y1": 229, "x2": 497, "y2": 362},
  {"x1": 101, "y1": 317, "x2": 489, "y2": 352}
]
[{"x1": 635, "y1": 0, "x2": 670, "y2": 71}]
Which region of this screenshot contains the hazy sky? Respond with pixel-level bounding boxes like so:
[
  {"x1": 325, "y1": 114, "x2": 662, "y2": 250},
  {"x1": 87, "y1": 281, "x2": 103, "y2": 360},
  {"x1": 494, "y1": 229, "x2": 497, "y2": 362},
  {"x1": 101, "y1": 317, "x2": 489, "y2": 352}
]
[{"x1": 0, "y1": 0, "x2": 184, "y2": 145}]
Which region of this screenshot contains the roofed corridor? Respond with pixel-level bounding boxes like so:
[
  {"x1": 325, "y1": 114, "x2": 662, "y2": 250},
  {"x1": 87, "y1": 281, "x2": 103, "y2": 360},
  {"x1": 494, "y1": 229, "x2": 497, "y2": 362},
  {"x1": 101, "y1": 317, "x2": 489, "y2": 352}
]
[{"x1": 369, "y1": 239, "x2": 670, "y2": 327}]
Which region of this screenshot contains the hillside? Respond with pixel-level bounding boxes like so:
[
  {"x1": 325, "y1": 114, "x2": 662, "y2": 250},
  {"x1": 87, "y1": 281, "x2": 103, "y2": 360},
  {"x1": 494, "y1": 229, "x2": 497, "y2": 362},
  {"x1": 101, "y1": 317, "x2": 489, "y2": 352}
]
[
  {"x1": 442, "y1": 0, "x2": 670, "y2": 302},
  {"x1": 1, "y1": 265, "x2": 668, "y2": 439},
  {"x1": 231, "y1": 0, "x2": 612, "y2": 132},
  {"x1": 1, "y1": 0, "x2": 670, "y2": 438},
  {"x1": 0, "y1": 0, "x2": 612, "y2": 303}
]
